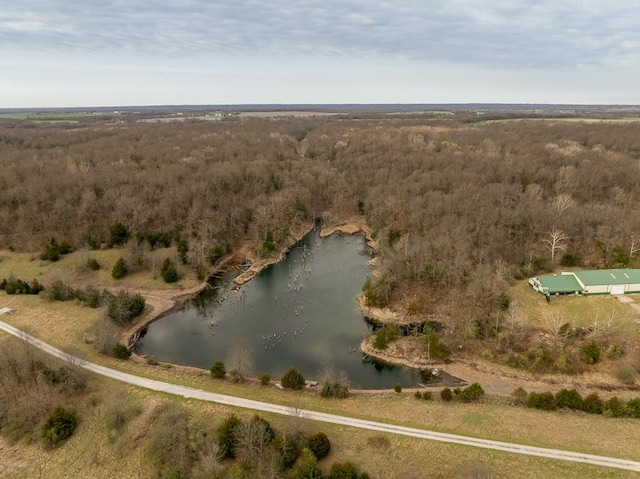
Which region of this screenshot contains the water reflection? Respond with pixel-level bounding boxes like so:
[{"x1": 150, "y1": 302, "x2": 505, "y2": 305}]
[{"x1": 136, "y1": 228, "x2": 424, "y2": 389}]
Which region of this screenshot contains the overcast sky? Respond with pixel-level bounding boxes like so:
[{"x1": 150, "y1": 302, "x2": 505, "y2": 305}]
[{"x1": 1, "y1": 1, "x2": 639, "y2": 107}]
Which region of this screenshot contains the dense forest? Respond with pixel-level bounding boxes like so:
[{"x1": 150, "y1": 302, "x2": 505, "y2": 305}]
[{"x1": 2, "y1": 113, "x2": 640, "y2": 351}]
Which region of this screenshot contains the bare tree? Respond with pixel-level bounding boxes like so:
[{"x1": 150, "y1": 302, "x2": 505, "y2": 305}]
[
  {"x1": 505, "y1": 301, "x2": 525, "y2": 333},
  {"x1": 226, "y1": 340, "x2": 254, "y2": 383},
  {"x1": 553, "y1": 194, "x2": 575, "y2": 216},
  {"x1": 235, "y1": 420, "x2": 272, "y2": 468},
  {"x1": 544, "y1": 312, "x2": 567, "y2": 346},
  {"x1": 544, "y1": 228, "x2": 568, "y2": 264},
  {"x1": 630, "y1": 237, "x2": 640, "y2": 259}
]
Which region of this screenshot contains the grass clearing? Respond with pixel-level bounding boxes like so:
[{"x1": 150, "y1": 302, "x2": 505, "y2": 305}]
[
  {"x1": 1, "y1": 376, "x2": 637, "y2": 479},
  {"x1": 2, "y1": 258, "x2": 640, "y2": 477},
  {"x1": 2, "y1": 291, "x2": 639, "y2": 463},
  {"x1": 509, "y1": 281, "x2": 640, "y2": 337},
  {"x1": 0, "y1": 248, "x2": 201, "y2": 294}
]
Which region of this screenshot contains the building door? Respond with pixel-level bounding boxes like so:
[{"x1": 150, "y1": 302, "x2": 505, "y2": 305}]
[{"x1": 611, "y1": 285, "x2": 625, "y2": 295}]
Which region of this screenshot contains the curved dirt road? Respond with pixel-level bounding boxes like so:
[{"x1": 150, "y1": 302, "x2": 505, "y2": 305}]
[{"x1": 0, "y1": 320, "x2": 638, "y2": 473}]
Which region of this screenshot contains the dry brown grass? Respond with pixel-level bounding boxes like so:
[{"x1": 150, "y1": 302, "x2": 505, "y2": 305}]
[
  {"x1": 1, "y1": 258, "x2": 640, "y2": 478},
  {"x1": 2, "y1": 290, "x2": 640, "y2": 461},
  {"x1": 1, "y1": 378, "x2": 638, "y2": 479},
  {"x1": 510, "y1": 281, "x2": 640, "y2": 332},
  {"x1": 0, "y1": 247, "x2": 201, "y2": 295}
]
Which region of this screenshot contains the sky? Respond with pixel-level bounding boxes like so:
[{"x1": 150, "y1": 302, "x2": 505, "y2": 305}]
[{"x1": 1, "y1": 1, "x2": 640, "y2": 108}]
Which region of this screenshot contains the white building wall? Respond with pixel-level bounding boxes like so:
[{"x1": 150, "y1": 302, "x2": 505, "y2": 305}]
[{"x1": 585, "y1": 285, "x2": 609, "y2": 294}]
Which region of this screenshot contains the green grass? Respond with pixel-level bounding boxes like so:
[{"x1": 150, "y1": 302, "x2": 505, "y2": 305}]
[
  {"x1": 3, "y1": 377, "x2": 637, "y2": 479},
  {"x1": 510, "y1": 281, "x2": 640, "y2": 334}
]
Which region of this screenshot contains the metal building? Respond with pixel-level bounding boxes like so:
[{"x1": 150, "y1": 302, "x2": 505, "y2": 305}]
[{"x1": 529, "y1": 269, "x2": 640, "y2": 296}]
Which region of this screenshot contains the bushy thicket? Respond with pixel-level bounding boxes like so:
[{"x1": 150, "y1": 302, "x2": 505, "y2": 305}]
[
  {"x1": 106, "y1": 290, "x2": 145, "y2": 325},
  {"x1": 372, "y1": 324, "x2": 398, "y2": 350},
  {"x1": 0, "y1": 338, "x2": 85, "y2": 445},
  {"x1": 43, "y1": 282, "x2": 145, "y2": 325},
  {"x1": 281, "y1": 367, "x2": 305, "y2": 390},
  {"x1": 518, "y1": 387, "x2": 640, "y2": 418},
  {"x1": 0, "y1": 276, "x2": 43, "y2": 295},
  {"x1": 435, "y1": 383, "x2": 485, "y2": 403},
  {"x1": 41, "y1": 405, "x2": 78, "y2": 448}
]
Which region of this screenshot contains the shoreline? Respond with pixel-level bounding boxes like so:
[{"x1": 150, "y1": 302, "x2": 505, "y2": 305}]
[
  {"x1": 124, "y1": 216, "x2": 454, "y2": 391},
  {"x1": 125, "y1": 218, "x2": 364, "y2": 347}
]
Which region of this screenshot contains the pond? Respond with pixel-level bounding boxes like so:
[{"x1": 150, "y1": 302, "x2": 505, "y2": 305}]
[{"x1": 135, "y1": 227, "x2": 426, "y2": 389}]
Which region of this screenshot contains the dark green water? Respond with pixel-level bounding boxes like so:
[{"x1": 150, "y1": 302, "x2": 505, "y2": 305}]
[{"x1": 135, "y1": 228, "x2": 424, "y2": 389}]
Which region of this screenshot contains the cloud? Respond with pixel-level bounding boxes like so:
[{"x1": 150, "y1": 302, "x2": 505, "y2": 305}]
[{"x1": 1, "y1": 0, "x2": 639, "y2": 68}]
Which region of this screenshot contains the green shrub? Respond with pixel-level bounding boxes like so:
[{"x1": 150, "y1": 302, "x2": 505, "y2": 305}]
[
  {"x1": 561, "y1": 253, "x2": 581, "y2": 267},
  {"x1": 86, "y1": 258, "x2": 100, "y2": 270},
  {"x1": 526, "y1": 392, "x2": 557, "y2": 411},
  {"x1": 59, "y1": 240, "x2": 72, "y2": 255},
  {"x1": 217, "y1": 414, "x2": 241, "y2": 459},
  {"x1": 40, "y1": 239, "x2": 61, "y2": 262},
  {"x1": 555, "y1": 389, "x2": 584, "y2": 411},
  {"x1": 160, "y1": 258, "x2": 179, "y2": 283},
  {"x1": 583, "y1": 393, "x2": 604, "y2": 414},
  {"x1": 414, "y1": 391, "x2": 422, "y2": 399},
  {"x1": 373, "y1": 329, "x2": 388, "y2": 350},
  {"x1": 626, "y1": 398, "x2": 640, "y2": 418},
  {"x1": 328, "y1": 461, "x2": 362, "y2": 479},
  {"x1": 394, "y1": 383, "x2": 402, "y2": 394},
  {"x1": 111, "y1": 257, "x2": 128, "y2": 279},
  {"x1": 308, "y1": 432, "x2": 331, "y2": 460},
  {"x1": 281, "y1": 367, "x2": 305, "y2": 390},
  {"x1": 440, "y1": 388, "x2": 453, "y2": 402},
  {"x1": 177, "y1": 239, "x2": 189, "y2": 264},
  {"x1": 582, "y1": 340, "x2": 601, "y2": 364},
  {"x1": 196, "y1": 264, "x2": 207, "y2": 281},
  {"x1": 113, "y1": 343, "x2": 131, "y2": 360},
  {"x1": 41, "y1": 406, "x2": 78, "y2": 448},
  {"x1": 259, "y1": 373, "x2": 271, "y2": 386},
  {"x1": 424, "y1": 333, "x2": 450, "y2": 360},
  {"x1": 1, "y1": 277, "x2": 44, "y2": 295},
  {"x1": 210, "y1": 360, "x2": 226, "y2": 379},
  {"x1": 108, "y1": 222, "x2": 130, "y2": 247},
  {"x1": 422, "y1": 391, "x2": 433, "y2": 401},
  {"x1": 458, "y1": 383, "x2": 485, "y2": 403},
  {"x1": 604, "y1": 396, "x2": 625, "y2": 418},
  {"x1": 372, "y1": 324, "x2": 399, "y2": 350},
  {"x1": 292, "y1": 448, "x2": 323, "y2": 479}
]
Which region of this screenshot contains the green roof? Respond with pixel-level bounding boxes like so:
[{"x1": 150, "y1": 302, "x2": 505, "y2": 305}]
[
  {"x1": 573, "y1": 269, "x2": 640, "y2": 286},
  {"x1": 536, "y1": 274, "x2": 583, "y2": 293}
]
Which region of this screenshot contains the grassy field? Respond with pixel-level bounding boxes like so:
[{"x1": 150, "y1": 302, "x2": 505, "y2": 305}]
[
  {"x1": 1, "y1": 291, "x2": 639, "y2": 463},
  {"x1": 0, "y1": 248, "x2": 201, "y2": 294},
  {"x1": 1, "y1": 372, "x2": 637, "y2": 479},
  {"x1": 1, "y1": 253, "x2": 640, "y2": 477},
  {"x1": 509, "y1": 280, "x2": 640, "y2": 346}
]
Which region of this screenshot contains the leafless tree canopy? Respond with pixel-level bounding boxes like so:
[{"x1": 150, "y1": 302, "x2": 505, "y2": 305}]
[{"x1": 2, "y1": 114, "x2": 640, "y2": 334}]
